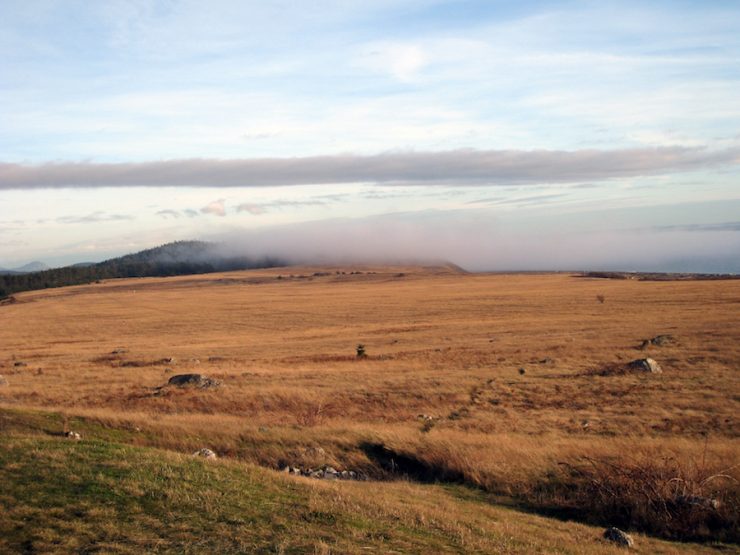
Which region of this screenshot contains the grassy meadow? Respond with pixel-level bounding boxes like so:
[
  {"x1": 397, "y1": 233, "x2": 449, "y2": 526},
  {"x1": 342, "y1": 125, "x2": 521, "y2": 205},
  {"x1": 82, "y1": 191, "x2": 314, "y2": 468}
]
[{"x1": 1, "y1": 266, "x2": 738, "y2": 553}]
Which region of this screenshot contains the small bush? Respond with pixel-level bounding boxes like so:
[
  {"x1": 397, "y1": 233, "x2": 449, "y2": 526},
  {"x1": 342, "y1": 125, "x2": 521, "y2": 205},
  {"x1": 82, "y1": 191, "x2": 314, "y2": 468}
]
[{"x1": 356, "y1": 344, "x2": 366, "y2": 358}]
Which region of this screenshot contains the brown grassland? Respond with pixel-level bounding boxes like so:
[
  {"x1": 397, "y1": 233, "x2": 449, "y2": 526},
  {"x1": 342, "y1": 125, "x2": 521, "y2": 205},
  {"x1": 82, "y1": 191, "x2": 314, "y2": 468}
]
[{"x1": 1, "y1": 266, "x2": 738, "y2": 553}]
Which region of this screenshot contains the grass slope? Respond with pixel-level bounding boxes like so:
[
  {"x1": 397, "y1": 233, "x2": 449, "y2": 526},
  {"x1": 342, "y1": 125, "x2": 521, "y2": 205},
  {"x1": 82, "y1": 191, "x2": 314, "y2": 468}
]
[{"x1": 0, "y1": 430, "x2": 718, "y2": 554}]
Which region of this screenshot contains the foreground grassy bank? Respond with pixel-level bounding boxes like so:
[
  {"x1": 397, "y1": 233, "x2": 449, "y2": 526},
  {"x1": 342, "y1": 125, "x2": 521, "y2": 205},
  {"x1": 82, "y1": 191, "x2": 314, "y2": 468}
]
[
  {"x1": 0, "y1": 431, "x2": 723, "y2": 554},
  {"x1": 1, "y1": 408, "x2": 737, "y2": 553}
]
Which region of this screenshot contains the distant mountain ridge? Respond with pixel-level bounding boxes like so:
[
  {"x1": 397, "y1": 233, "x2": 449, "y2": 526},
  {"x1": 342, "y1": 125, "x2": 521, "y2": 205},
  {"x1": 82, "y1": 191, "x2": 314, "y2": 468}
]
[
  {"x1": 0, "y1": 261, "x2": 51, "y2": 275},
  {"x1": 0, "y1": 241, "x2": 284, "y2": 298}
]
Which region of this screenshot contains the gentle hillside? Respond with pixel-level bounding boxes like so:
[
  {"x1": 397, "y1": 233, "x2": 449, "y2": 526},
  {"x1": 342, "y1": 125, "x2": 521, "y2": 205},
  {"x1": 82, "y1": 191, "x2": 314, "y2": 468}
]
[{"x1": 0, "y1": 241, "x2": 284, "y2": 298}]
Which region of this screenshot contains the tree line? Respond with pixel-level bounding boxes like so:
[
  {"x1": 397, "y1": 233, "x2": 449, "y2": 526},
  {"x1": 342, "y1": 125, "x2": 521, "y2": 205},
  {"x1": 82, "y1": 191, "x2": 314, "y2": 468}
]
[{"x1": 0, "y1": 241, "x2": 283, "y2": 299}]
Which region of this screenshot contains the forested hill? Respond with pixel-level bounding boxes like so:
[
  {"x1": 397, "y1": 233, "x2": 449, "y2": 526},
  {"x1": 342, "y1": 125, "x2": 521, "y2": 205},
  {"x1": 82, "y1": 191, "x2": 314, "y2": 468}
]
[{"x1": 0, "y1": 241, "x2": 284, "y2": 299}]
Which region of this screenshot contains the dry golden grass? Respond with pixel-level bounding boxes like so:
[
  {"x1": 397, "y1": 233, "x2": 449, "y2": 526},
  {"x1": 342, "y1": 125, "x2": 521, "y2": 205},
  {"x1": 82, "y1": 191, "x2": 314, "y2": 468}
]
[{"x1": 1, "y1": 265, "x2": 739, "y2": 548}]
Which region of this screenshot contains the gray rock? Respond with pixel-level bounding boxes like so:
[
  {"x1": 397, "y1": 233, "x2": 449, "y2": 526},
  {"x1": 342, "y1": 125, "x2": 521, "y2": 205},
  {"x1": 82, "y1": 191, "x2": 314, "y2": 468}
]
[
  {"x1": 64, "y1": 431, "x2": 81, "y2": 441},
  {"x1": 603, "y1": 527, "x2": 634, "y2": 548},
  {"x1": 628, "y1": 358, "x2": 662, "y2": 373},
  {"x1": 640, "y1": 335, "x2": 674, "y2": 349},
  {"x1": 193, "y1": 448, "x2": 217, "y2": 459},
  {"x1": 167, "y1": 373, "x2": 220, "y2": 388}
]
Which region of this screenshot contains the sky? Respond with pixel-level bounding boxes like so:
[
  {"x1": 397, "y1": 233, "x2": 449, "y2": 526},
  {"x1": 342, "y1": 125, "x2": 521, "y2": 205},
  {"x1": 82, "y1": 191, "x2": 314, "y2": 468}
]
[{"x1": 1, "y1": 0, "x2": 739, "y2": 271}]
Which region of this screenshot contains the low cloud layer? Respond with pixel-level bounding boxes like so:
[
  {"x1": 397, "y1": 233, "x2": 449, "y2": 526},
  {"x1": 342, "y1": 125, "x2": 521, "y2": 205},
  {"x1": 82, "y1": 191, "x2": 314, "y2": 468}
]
[
  {"x1": 56, "y1": 211, "x2": 133, "y2": 224},
  {"x1": 210, "y1": 208, "x2": 740, "y2": 273},
  {"x1": 1, "y1": 147, "x2": 737, "y2": 189}
]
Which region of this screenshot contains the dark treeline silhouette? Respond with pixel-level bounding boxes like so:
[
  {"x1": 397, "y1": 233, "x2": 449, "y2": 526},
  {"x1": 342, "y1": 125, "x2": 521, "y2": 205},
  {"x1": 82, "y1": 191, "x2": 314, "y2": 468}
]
[{"x1": 0, "y1": 241, "x2": 284, "y2": 299}]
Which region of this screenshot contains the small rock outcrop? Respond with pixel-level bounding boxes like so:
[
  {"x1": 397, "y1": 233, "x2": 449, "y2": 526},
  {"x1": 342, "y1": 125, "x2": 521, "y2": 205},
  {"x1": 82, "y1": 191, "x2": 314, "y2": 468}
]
[
  {"x1": 640, "y1": 334, "x2": 674, "y2": 349},
  {"x1": 64, "y1": 431, "x2": 81, "y2": 441},
  {"x1": 167, "y1": 374, "x2": 220, "y2": 388},
  {"x1": 603, "y1": 527, "x2": 634, "y2": 547},
  {"x1": 628, "y1": 358, "x2": 662, "y2": 373},
  {"x1": 193, "y1": 448, "x2": 217, "y2": 459},
  {"x1": 281, "y1": 464, "x2": 365, "y2": 481}
]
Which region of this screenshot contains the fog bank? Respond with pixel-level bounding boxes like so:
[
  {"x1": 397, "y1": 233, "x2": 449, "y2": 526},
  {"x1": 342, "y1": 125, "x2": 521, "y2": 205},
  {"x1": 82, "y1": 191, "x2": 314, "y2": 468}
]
[{"x1": 210, "y1": 209, "x2": 740, "y2": 273}]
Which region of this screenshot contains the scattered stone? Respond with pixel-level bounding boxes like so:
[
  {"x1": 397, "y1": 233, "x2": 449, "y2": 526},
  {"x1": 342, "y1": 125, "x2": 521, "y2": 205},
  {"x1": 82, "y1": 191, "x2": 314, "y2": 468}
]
[
  {"x1": 539, "y1": 357, "x2": 554, "y2": 364},
  {"x1": 284, "y1": 464, "x2": 365, "y2": 481},
  {"x1": 193, "y1": 448, "x2": 217, "y2": 459},
  {"x1": 166, "y1": 373, "x2": 221, "y2": 388},
  {"x1": 64, "y1": 431, "x2": 81, "y2": 441},
  {"x1": 640, "y1": 334, "x2": 674, "y2": 349},
  {"x1": 110, "y1": 349, "x2": 128, "y2": 355},
  {"x1": 651, "y1": 334, "x2": 673, "y2": 346},
  {"x1": 640, "y1": 335, "x2": 673, "y2": 349},
  {"x1": 603, "y1": 527, "x2": 634, "y2": 548},
  {"x1": 628, "y1": 358, "x2": 662, "y2": 373},
  {"x1": 675, "y1": 495, "x2": 721, "y2": 510},
  {"x1": 0, "y1": 375, "x2": 7, "y2": 386},
  {"x1": 162, "y1": 357, "x2": 176, "y2": 364},
  {"x1": 417, "y1": 414, "x2": 435, "y2": 421}
]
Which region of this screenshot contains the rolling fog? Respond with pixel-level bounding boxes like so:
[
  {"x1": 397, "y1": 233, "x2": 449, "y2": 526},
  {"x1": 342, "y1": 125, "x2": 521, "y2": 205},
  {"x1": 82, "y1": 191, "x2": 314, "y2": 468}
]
[{"x1": 210, "y1": 209, "x2": 740, "y2": 273}]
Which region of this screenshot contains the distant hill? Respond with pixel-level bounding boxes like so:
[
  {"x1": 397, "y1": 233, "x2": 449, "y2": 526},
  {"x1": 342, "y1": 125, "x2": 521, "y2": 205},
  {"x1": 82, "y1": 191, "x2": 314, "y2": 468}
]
[
  {"x1": 0, "y1": 241, "x2": 284, "y2": 298},
  {"x1": 14, "y1": 261, "x2": 50, "y2": 273},
  {"x1": 0, "y1": 261, "x2": 51, "y2": 275}
]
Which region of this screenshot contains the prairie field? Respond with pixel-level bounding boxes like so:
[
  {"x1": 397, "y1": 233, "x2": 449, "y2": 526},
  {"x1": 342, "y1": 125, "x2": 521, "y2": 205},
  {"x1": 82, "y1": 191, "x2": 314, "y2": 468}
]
[{"x1": 1, "y1": 266, "x2": 738, "y2": 553}]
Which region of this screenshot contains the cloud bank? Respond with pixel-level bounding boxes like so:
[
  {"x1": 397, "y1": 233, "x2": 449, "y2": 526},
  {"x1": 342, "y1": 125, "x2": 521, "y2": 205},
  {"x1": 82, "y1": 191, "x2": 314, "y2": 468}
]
[
  {"x1": 1, "y1": 147, "x2": 737, "y2": 189},
  {"x1": 212, "y1": 209, "x2": 740, "y2": 273}
]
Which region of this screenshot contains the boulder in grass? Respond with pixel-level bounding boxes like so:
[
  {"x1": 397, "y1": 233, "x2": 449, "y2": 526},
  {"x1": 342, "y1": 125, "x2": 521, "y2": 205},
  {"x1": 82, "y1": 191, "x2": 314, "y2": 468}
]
[
  {"x1": 167, "y1": 373, "x2": 220, "y2": 388},
  {"x1": 628, "y1": 358, "x2": 662, "y2": 373},
  {"x1": 64, "y1": 431, "x2": 81, "y2": 441},
  {"x1": 640, "y1": 335, "x2": 674, "y2": 349},
  {"x1": 193, "y1": 448, "x2": 217, "y2": 459},
  {"x1": 603, "y1": 527, "x2": 634, "y2": 547}
]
